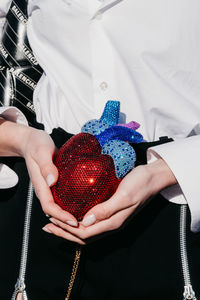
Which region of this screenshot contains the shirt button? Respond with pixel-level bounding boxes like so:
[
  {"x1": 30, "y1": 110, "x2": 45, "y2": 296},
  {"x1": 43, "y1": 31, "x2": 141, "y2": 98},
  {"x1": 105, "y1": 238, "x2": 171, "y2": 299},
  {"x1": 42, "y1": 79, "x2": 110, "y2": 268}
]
[{"x1": 100, "y1": 81, "x2": 108, "y2": 91}]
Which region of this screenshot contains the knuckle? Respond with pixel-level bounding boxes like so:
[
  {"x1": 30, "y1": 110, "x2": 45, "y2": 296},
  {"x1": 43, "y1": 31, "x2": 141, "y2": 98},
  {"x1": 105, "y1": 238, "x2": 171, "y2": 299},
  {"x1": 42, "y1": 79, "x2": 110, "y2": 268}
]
[
  {"x1": 41, "y1": 203, "x2": 49, "y2": 215},
  {"x1": 99, "y1": 206, "x2": 110, "y2": 220},
  {"x1": 41, "y1": 164, "x2": 54, "y2": 178},
  {"x1": 118, "y1": 188, "x2": 129, "y2": 199},
  {"x1": 118, "y1": 190, "x2": 132, "y2": 205},
  {"x1": 108, "y1": 220, "x2": 119, "y2": 231},
  {"x1": 108, "y1": 218, "x2": 124, "y2": 231}
]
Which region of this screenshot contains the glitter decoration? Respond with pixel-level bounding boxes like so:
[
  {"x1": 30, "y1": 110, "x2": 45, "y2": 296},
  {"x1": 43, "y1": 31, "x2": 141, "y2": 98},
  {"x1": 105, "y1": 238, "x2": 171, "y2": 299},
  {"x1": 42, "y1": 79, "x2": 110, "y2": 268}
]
[
  {"x1": 101, "y1": 140, "x2": 136, "y2": 178},
  {"x1": 52, "y1": 133, "x2": 121, "y2": 220},
  {"x1": 117, "y1": 121, "x2": 140, "y2": 130},
  {"x1": 99, "y1": 100, "x2": 120, "y2": 125},
  {"x1": 81, "y1": 119, "x2": 110, "y2": 135},
  {"x1": 95, "y1": 125, "x2": 143, "y2": 147},
  {"x1": 57, "y1": 132, "x2": 101, "y2": 158},
  {"x1": 81, "y1": 100, "x2": 120, "y2": 135},
  {"x1": 52, "y1": 101, "x2": 143, "y2": 220}
]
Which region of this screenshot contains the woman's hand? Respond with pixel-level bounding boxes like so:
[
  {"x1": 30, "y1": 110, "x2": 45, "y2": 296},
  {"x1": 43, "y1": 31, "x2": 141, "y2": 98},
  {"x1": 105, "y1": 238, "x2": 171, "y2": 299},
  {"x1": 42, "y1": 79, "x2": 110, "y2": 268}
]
[
  {"x1": 43, "y1": 158, "x2": 177, "y2": 245},
  {"x1": 0, "y1": 121, "x2": 79, "y2": 237},
  {"x1": 21, "y1": 127, "x2": 77, "y2": 223}
]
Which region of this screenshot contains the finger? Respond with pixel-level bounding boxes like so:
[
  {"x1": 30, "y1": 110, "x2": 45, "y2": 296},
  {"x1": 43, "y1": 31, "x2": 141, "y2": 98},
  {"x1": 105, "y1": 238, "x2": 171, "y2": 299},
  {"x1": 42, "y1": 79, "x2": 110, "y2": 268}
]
[
  {"x1": 49, "y1": 203, "x2": 138, "y2": 240},
  {"x1": 26, "y1": 157, "x2": 78, "y2": 227},
  {"x1": 81, "y1": 167, "x2": 152, "y2": 227},
  {"x1": 50, "y1": 217, "x2": 84, "y2": 233},
  {"x1": 31, "y1": 144, "x2": 58, "y2": 187},
  {"x1": 43, "y1": 223, "x2": 86, "y2": 245},
  {"x1": 81, "y1": 188, "x2": 134, "y2": 227},
  {"x1": 81, "y1": 206, "x2": 134, "y2": 237}
]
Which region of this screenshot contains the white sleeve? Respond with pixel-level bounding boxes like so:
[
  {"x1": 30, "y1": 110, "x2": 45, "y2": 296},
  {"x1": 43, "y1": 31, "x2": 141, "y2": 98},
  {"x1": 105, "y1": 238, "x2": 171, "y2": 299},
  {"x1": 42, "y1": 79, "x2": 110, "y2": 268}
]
[
  {"x1": 147, "y1": 135, "x2": 200, "y2": 233},
  {"x1": 0, "y1": 106, "x2": 28, "y2": 125},
  {"x1": 0, "y1": 0, "x2": 12, "y2": 39},
  {"x1": 0, "y1": 106, "x2": 28, "y2": 189}
]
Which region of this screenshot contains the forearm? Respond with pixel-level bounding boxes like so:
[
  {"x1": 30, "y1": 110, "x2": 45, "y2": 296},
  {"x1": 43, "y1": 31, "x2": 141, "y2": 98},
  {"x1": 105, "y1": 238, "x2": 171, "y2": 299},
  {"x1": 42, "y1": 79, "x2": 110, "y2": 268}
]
[
  {"x1": 146, "y1": 158, "x2": 178, "y2": 195},
  {"x1": 0, "y1": 119, "x2": 30, "y2": 157}
]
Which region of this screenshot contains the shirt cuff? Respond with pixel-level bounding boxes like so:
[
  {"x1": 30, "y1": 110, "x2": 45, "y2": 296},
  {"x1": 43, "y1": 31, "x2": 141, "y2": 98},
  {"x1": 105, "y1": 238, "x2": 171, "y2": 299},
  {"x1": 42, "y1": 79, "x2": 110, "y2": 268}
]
[
  {"x1": 0, "y1": 18, "x2": 5, "y2": 39},
  {"x1": 0, "y1": 106, "x2": 28, "y2": 125},
  {"x1": 0, "y1": 0, "x2": 12, "y2": 38},
  {"x1": 147, "y1": 135, "x2": 200, "y2": 232},
  {"x1": 0, "y1": 106, "x2": 28, "y2": 189},
  {"x1": 0, "y1": 163, "x2": 18, "y2": 188},
  {"x1": 0, "y1": 0, "x2": 12, "y2": 17}
]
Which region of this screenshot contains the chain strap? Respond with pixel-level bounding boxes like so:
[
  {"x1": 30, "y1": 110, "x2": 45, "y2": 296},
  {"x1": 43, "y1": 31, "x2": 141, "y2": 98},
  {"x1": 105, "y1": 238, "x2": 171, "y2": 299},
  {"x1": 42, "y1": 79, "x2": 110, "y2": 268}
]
[{"x1": 65, "y1": 246, "x2": 82, "y2": 300}]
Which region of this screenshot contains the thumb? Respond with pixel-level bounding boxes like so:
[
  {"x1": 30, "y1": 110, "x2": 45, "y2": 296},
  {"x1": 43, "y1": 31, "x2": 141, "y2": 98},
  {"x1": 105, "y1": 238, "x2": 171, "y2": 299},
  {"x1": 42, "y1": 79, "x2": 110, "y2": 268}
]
[
  {"x1": 81, "y1": 194, "x2": 121, "y2": 227},
  {"x1": 33, "y1": 147, "x2": 59, "y2": 187}
]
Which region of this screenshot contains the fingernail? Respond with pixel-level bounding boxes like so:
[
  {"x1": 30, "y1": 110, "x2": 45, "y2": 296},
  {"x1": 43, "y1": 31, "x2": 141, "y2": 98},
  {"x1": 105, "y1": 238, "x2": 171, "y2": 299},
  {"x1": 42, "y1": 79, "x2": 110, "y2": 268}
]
[
  {"x1": 50, "y1": 218, "x2": 58, "y2": 226},
  {"x1": 46, "y1": 174, "x2": 55, "y2": 187},
  {"x1": 82, "y1": 214, "x2": 96, "y2": 227},
  {"x1": 66, "y1": 220, "x2": 78, "y2": 227},
  {"x1": 42, "y1": 227, "x2": 52, "y2": 234}
]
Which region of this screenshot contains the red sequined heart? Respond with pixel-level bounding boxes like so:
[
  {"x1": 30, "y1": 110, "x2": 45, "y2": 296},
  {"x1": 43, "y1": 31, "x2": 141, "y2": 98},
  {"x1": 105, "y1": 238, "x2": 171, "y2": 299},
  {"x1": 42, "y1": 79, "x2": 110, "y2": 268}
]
[{"x1": 52, "y1": 133, "x2": 121, "y2": 220}]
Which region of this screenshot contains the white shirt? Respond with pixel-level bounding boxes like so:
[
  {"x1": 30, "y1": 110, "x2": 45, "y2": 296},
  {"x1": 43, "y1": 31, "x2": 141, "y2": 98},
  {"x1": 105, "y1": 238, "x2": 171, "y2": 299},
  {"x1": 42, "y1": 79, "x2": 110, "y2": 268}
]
[{"x1": 1, "y1": 0, "x2": 200, "y2": 231}]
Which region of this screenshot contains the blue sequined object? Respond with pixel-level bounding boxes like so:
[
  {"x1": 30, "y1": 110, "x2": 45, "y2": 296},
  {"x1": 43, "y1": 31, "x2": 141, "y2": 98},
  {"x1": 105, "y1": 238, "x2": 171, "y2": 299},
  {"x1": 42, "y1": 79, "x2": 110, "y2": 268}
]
[
  {"x1": 81, "y1": 100, "x2": 143, "y2": 178},
  {"x1": 81, "y1": 100, "x2": 120, "y2": 135},
  {"x1": 102, "y1": 140, "x2": 136, "y2": 178},
  {"x1": 81, "y1": 119, "x2": 110, "y2": 135},
  {"x1": 95, "y1": 126, "x2": 143, "y2": 147},
  {"x1": 100, "y1": 100, "x2": 120, "y2": 125}
]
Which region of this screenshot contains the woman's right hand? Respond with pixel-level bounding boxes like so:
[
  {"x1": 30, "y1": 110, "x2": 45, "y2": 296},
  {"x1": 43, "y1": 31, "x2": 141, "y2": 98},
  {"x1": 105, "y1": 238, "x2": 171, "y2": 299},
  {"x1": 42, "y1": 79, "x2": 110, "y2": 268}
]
[
  {"x1": 21, "y1": 126, "x2": 79, "y2": 224},
  {"x1": 0, "y1": 120, "x2": 85, "y2": 243}
]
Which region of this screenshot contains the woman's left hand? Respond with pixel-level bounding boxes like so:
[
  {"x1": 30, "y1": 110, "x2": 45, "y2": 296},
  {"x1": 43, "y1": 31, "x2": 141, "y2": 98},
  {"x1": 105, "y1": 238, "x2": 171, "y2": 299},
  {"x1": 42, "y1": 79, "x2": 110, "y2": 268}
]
[{"x1": 43, "y1": 159, "x2": 177, "y2": 245}]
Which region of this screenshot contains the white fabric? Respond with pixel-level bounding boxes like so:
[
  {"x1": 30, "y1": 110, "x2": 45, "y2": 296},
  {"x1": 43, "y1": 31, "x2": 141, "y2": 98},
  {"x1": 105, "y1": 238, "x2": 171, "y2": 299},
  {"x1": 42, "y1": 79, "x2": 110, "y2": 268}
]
[
  {"x1": 148, "y1": 138, "x2": 200, "y2": 232},
  {"x1": 0, "y1": 107, "x2": 27, "y2": 189},
  {"x1": 0, "y1": 107, "x2": 28, "y2": 125},
  {"x1": 0, "y1": 163, "x2": 18, "y2": 189},
  {"x1": 1, "y1": 0, "x2": 200, "y2": 231},
  {"x1": 0, "y1": 0, "x2": 11, "y2": 39}
]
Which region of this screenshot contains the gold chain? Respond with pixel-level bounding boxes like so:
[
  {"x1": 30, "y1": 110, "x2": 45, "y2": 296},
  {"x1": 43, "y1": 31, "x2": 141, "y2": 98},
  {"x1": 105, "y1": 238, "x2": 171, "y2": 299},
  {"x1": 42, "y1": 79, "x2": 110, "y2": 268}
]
[{"x1": 65, "y1": 246, "x2": 82, "y2": 300}]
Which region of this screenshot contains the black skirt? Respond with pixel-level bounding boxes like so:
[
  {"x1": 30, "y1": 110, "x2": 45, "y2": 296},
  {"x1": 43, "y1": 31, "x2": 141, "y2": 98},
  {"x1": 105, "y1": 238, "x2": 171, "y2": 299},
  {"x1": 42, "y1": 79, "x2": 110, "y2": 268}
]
[{"x1": 0, "y1": 128, "x2": 199, "y2": 300}]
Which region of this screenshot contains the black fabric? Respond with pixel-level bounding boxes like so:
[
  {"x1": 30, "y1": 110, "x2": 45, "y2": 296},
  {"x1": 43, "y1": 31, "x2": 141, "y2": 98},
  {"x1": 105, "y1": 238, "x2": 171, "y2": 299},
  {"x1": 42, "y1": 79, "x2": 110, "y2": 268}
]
[
  {"x1": 0, "y1": 0, "x2": 43, "y2": 125},
  {"x1": 0, "y1": 129, "x2": 200, "y2": 300},
  {"x1": 0, "y1": 131, "x2": 75, "y2": 300}
]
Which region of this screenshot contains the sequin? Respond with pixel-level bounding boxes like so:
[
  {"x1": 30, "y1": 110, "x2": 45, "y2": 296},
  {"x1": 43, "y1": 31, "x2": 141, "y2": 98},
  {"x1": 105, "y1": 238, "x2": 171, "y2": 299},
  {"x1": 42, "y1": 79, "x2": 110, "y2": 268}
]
[
  {"x1": 52, "y1": 133, "x2": 120, "y2": 220},
  {"x1": 102, "y1": 140, "x2": 136, "y2": 178},
  {"x1": 100, "y1": 100, "x2": 120, "y2": 125},
  {"x1": 81, "y1": 119, "x2": 110, "y2": 135},
  {"x1": 52, "y1": 101, "x2": 143, "y2": 220},
  {"x1": 81, "y1": 100, "x2": 120, "y2": 135},
  {"x1": 95, "y1": 125, "x2": 143, "y2": 147},
  {"x1": 117, "y1": 121, "x2": 140, "y2": 130}
]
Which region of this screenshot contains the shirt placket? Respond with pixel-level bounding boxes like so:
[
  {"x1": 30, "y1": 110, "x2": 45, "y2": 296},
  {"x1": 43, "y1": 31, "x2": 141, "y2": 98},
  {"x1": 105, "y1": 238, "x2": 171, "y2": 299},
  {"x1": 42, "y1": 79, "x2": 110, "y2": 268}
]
[{"x1": 88, "y1": 0, "x2": 119, "y2": 118}]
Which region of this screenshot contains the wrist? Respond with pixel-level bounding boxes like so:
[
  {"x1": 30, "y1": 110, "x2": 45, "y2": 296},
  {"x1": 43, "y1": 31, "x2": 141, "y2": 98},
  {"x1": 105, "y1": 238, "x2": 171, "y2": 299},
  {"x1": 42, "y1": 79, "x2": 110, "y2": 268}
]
[
  {"x1": 146, "y1": 158, "x2": 177, "y2": 195},
  {"x1": 0, "y1": 120, "x2": 31, "y2": 157}
]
